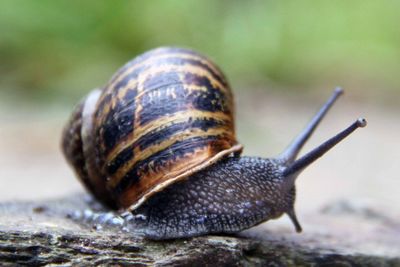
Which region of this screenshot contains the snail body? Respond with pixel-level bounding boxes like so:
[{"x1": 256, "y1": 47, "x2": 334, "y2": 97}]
[{"x1": 62, "y1": 47, "x2": 366, "y2": 239}]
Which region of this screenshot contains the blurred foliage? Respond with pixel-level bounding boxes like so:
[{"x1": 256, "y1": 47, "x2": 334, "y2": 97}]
[{"x1": 0, "y1": 0, "x2": 399, "y2": 104}]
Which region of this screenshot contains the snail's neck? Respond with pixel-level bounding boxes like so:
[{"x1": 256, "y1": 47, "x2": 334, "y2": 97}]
[
  {"x1": 219, "y1": 155, "x2": 289, "y2": 200},
  {"x1": 232, "y1": 156, "x2": 301, "y2": 232},
  {"x1": 231, "y1": 156, "x2": 285, "y2": 178}
]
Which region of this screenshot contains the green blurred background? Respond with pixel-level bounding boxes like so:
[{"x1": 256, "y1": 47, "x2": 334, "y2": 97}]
[{"x1": 1, "y1": 0, "x2": 399, "y2": 106}]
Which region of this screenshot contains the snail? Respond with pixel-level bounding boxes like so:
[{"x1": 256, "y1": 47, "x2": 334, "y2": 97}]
[{"x1": 62, "y1": 47, "x2": 366, "y2": 239}]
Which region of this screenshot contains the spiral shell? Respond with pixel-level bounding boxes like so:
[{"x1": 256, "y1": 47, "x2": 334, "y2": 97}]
[{"x1": 62, "y1": 47, "x2": 242, "y2": 210}]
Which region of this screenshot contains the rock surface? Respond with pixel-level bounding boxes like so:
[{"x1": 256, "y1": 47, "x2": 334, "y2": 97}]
[{"x1": 0, "y1": 194, "x2": 399, "y2": 266}]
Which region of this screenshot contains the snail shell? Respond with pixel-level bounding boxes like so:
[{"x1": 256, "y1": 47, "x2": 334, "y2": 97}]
[{"x1": 62, "y1": 47, "x2": 243, "y2": 211}]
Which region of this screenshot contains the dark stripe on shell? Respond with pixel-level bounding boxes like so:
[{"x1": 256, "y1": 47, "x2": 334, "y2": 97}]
[
  {"x1": 183, "y1": 72, "x2": 230, "y2": 112},
  {"x1": 137, "y1": 117, "x2": 226, "y2": 150},
  {"x1": 95, "y1": 93, "x2": 112, "y2": 118},
  {"x1": 142, "y1": 71, "x2": 181, "y2": 92},
  {"x1": 101, "y1": 91, "x2": 136, "y2": 153},
  {"x1": 110, "y1": 52, "x2": 227, "y2": 97},
  {"x1": 169, "y1": 57, "x2": 227, "y2": 87},
  {"x1": 106, "y1": 147, "x2": 134, "y2": 175},
  {"x1": 117, "y1": 47, "x2": 209, "y2": 80},
  {"x1": 105, "y1": 117, "x2": 227, "y2": 175},
  {"x1": 105, "y1": 48, "x2": 179, "y2": 87},
  {"x1": 138, "y1": 72, "x2": 230, "y2": 126},
  {"x1": 138, "y1": 83, "x2": 185, "y2": 126},
  {"x1": 112, "y1": 135, "x2": 228, "y2": 195}
]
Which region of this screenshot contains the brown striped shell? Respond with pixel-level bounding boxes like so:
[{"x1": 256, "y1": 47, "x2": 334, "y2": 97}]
[{"x1": 62, "y1": 47, "x2": 243, "y2": 211}]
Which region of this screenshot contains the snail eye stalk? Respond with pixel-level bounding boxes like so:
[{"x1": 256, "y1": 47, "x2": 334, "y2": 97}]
[
  {"x1": 283, "y1": 118, "x2": 367, "y2": 185},
  {"x1": 279, "y1": 87, "x2": 343, "y2": 163}
]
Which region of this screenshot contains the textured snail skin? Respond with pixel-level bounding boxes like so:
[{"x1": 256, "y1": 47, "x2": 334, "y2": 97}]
[{"x1": 131, "y1": 156, "x2": 295, "y2": 239}]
